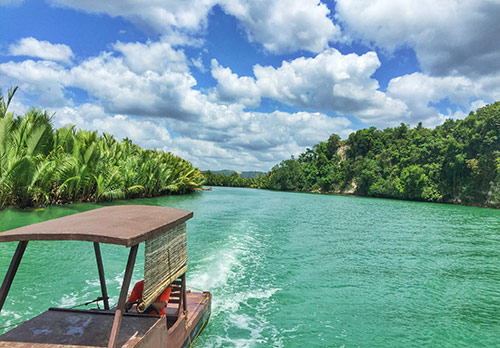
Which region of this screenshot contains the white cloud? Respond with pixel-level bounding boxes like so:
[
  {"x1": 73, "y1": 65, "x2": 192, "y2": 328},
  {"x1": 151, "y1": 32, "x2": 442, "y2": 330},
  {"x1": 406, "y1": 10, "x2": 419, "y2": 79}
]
[
  {"x1": 167, "y1": 108, "x2": 352, "y2": 170},
  {"x1": 52, "y1": 104, "x2": 173, "y2": 150},
  {"x1": 212, "y1": 49, "x2": 500, "y2": 130},
  {"x1": 219, "y1": 0, "x2": 341, "y2": 53},
  {"x1": 210, "y1": 48, "x2": 409, "y2": 126},
  {"x1": 190, "y1": 56, "x2": 206, "y2": 73},
  {"x1": 474, "y1": 73, "x2": 500, "y2": 102},
  {"x1": 50, "y1": 0, "x2": 216, "y2": 35},
  {"x1": 113, "y1": 40, "x2": 189, "y2": 74},
  {"x1": 49, "y1": 0, "x2": 339, "y2": 54},
  {"x1": 177, "y1": 108, "x2": 350, "y2": 149},
  {"x1": 0, "y1": 59, "x2": 69, "y2": 106},
  {"x1": 335, "y1": 0, "x2": 500, "y2": 77},
  {"x1": 67, "y1": 51, "x2": 197, "y2": 119},
  {"x1": 209, "y1": 59, "x2": 261, "y2": 108},
  {"x1": 48, "y1": 103, "x2": 351, "y2": 172},
  {"x1": 209, "y1": 45, "x2": 500, "y2": 128},
  {"x1": 9, "y1": 37, "x2": 74, "y2": 64},
  {"x1": 386, "y1": 72, "x2": 492, "y2": 127},
  {"x1": 1, "y1": 40, "x2": 197, "y2": 115}
]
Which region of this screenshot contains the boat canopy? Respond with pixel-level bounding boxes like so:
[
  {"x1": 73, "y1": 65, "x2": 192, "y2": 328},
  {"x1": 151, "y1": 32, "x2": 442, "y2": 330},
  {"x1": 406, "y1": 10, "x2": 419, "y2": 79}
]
[{"x1": 0, "y1": 205, "x2": 192, "y2": 247}]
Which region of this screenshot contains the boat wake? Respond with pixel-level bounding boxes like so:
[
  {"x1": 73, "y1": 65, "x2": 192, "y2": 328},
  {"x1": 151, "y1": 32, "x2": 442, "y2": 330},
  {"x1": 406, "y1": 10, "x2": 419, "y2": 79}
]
[{"x1": 187, "y1": 219, "x2": 282, "y2": 347}]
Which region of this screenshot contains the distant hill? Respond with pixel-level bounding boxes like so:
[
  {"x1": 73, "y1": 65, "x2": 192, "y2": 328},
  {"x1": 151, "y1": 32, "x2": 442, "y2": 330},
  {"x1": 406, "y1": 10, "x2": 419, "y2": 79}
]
[
  {"x1": 206, "y1": 170, "x2": 263, "y2": 179},
  {"x1": 239, "y1": 171, "x2": 263, "y2": 179}
]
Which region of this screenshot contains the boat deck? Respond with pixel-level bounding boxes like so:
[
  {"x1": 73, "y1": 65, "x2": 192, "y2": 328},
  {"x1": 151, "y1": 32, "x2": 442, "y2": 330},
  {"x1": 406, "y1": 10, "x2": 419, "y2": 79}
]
[{"x1": 0, "y1": 291, "x2": 210, "y2": 348}]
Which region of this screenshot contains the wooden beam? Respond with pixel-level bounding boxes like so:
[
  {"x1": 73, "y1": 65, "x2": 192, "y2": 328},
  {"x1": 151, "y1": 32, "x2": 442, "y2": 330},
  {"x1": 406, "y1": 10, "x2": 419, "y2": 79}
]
[
  {"x1": 108, "y1": 244, "x2": 138, "y2": 348},
  {"x1": 94, "y1": 242, "x2": 110, "y2": 310},
  {"x1": 0, "y1": 241, "x2": 28, "y2": 313}
]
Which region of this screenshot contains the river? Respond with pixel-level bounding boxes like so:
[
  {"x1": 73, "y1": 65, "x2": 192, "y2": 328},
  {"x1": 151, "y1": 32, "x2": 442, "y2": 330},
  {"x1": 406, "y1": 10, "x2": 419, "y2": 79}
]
[{"x1": 1, "y1": 187, "x2": 500, "y2": 347}]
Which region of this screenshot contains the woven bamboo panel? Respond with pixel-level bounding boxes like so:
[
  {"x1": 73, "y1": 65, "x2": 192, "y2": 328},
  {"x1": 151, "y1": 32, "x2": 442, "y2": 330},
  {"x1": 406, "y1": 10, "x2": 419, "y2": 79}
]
[{"x1": 138, "y1": 222, "x2": 188, "y2": 313}]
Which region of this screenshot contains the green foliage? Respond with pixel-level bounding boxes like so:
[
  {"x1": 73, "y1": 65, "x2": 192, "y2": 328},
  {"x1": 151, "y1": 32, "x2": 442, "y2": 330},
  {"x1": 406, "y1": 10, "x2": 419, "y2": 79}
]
[
  {"x1": 0, "y1": 86, "x2": 18, "y2": 119},
  {"x1": 203, "y1": 170, "x2": 263, "y2": 188},
  {"x1": 257, "y1": 102, "x2": 500, "y2": 207},
  {"x1": 0, "y1": 88, "x2": 204, "y2": 209}
]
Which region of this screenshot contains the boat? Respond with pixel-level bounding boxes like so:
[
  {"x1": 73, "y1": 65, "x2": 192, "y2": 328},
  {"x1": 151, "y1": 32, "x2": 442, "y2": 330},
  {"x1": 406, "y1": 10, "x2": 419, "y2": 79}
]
[
  {"x1": 194, "y1": 187, "x2": 212, "y2": 192},
  {"x1": 0, "y1": 205, "x2": 211, "y2": 348}
]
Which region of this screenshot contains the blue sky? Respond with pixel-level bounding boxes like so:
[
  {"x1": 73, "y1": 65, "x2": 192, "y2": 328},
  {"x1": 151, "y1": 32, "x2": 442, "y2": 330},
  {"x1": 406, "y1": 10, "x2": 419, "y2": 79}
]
[{"x1": 1, "y1": 0, "x2": 500, "y2": 171}]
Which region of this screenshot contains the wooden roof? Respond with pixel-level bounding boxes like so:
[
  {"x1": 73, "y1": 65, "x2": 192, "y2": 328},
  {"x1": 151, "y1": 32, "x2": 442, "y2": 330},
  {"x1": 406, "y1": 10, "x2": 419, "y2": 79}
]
[{"x1": 0, "y1": 205, "x2": 193, "y2": 247}]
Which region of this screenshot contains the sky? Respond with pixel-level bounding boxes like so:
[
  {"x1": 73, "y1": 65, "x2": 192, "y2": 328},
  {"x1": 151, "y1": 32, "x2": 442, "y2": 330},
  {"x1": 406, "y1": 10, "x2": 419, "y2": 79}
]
[{"x1": 1, "y1": 0, "x2": 500, "y2": 171}]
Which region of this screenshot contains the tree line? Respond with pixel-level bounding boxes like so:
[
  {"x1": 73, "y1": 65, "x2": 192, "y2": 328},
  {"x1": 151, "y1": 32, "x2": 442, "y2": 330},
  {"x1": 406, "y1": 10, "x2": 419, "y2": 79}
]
[
  {"x1": 205, "y1": 102, "x2": 500, "y2": 208},
  {"x1": 0, "y1": 88, "x2": 204, "y2": 209},
  {"x1": 203, "y1": 171, "x2": 262, "y2": 187}
]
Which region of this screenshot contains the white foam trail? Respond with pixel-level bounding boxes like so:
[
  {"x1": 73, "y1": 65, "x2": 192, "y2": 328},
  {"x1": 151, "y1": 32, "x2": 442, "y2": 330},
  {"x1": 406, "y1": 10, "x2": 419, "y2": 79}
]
[
  {"x1": 113, "y1": 272, "x2": 125, "y2": 286},
  {"x1": 188, "y1": 248, "x2": 241, "y2": 291},
  {"x1": 85, "y1": 279, "x2": 101, "y2": 287},
  {"x1": 187, "y1": 219, "x2": 282, "y2": 348},
  {"x1": 187, "y1": 231, "x2": 253, "y2": 291},
  {"x1": 267, "y1": 324, "x2": 302, "y2": 348},
  {"x1": 216, "y1": 313, "x2": 266, "y2": 348},
  {"x1": 217, "y1": 288, "x2": 281, "y2": 313}
]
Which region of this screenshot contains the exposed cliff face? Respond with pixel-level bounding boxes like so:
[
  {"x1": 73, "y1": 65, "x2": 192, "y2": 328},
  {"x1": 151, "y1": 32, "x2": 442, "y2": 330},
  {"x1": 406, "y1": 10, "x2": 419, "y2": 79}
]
[
  {"x1": 337, "y1": 143, "x2": 349, "y2": 162},
  {"x1": 342, "y1": 181, "x2": 357, "y2": 195}
]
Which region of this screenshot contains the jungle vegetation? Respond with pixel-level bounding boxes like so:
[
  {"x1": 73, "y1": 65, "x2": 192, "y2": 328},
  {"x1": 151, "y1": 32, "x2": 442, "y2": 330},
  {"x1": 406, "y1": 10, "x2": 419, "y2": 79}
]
[
  {"x1": 0, "y1": 88, "x2": 204, "y2": 209},
  {"x1": 206, "y1": 102, "x2": 500, "y2": 208},
  {"x1": 203, "y1": 170, "x2": 262, "y2": 187}
]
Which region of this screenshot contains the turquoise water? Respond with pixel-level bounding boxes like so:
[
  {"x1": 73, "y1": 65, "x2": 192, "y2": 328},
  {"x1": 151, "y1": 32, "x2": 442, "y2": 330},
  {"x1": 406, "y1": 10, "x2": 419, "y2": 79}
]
[{"x1": 1, "y1": 187, "x2": 500, "y2": 347}]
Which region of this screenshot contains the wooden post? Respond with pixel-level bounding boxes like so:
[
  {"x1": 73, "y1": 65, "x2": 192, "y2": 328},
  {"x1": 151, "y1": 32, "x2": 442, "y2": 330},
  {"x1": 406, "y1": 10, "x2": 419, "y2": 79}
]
[
  {"x1": 181, "y1": 273, "x2": 187, "y2": 313},
  {"x1": 0, "y1": 241, "x2": 28, "y2": 313},
  {"x1": 94, "y1": 242, "x2": 110, "y2": 310},
  {"x1": 108, "y1": 244, "x2": 138, "y2": 348}
]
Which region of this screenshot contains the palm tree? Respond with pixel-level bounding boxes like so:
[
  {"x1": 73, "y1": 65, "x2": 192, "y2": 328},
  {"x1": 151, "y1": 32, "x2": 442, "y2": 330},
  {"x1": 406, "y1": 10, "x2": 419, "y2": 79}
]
[{"x1": 0, "y1": 86, "x2": 18, "y2": 119}]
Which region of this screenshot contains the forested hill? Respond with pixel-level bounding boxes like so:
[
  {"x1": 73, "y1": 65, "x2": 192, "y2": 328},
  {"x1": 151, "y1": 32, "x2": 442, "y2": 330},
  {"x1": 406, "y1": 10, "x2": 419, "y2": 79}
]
[{"x1": 247, "y1": 102, "x2": 500, "y2": 207}]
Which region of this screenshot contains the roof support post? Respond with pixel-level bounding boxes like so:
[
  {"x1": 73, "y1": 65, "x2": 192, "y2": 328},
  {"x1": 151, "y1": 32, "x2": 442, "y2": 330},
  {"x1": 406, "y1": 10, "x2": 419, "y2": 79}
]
[
  {"x1": 108, "y1": 244, "x2": 138, "y2": 348},
  {"x1": 0, "y1": 241, "x2": 28, "y2": 313},
  {"x1": 94, "y1": 242, "x2": 110, "y2": 310},
  {"x1": 181, "y1": 273, "x2": 187, "y2": 313}
]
